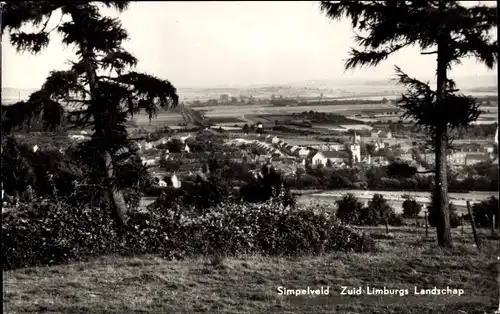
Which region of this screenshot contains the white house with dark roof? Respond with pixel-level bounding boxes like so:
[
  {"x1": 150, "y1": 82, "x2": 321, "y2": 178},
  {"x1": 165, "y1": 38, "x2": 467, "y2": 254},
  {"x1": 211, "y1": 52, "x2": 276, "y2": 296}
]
[
  {"x1": 312, "y1": 151, "x2": 350, "y2": 166},
  {"x1": 298, "y1": 148, "x2": 310, "y2": 157},
  {"x1": 371, "y1": 129, "x2": 392, "y2": 139}
]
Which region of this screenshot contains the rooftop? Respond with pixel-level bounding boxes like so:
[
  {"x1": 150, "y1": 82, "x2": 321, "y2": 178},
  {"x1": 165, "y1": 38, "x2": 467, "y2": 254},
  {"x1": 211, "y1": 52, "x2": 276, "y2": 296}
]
[
  {"x1": 316, "y1": 151, "x2": 350, "y2": 158},
  {"x1": 466, "y1": 153, "x2": 490, "y2": 161}
]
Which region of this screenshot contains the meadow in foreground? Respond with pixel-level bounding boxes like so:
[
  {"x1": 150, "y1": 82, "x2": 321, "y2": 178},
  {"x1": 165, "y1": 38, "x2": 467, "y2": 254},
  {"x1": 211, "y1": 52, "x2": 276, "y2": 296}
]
[{"x1": 4, "y1": 226, "x2": 498, "y2": 314}]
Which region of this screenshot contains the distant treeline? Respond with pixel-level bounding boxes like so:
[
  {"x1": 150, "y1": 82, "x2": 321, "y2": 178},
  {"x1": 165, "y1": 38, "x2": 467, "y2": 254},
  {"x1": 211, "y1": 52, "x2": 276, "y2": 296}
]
[
  {"x1": 185, "y1": 94, "x2": 498, "y2": 108},
  {"x1": 270, "y1": 98, "x2": 394, "y2": 107}
]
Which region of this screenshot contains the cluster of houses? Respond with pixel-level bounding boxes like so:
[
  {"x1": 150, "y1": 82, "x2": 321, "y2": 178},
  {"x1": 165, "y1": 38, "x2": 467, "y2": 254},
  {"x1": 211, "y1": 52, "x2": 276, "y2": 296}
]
[
  {"x1": 258, "y1": 128, "x2": 499, "y2": 170},
  {"x1": 136, "y1": 134, "x2": 193, "y2": 167},
  {"x1": 265, "y1": 135, "x2": 313, "y2": 158},
  {"x1": 310, "y1": 135, "x2": 367, "y2": 168},
  {"x1": 422, "y1": 151, "x2": 496, "y2": 167},
  {"x1": 419, "y1": 134, "x2": 498, "y2": 167},
  {"x1": 259, "y1": 134, "x2": 365, "y2": 169},
  {"x1": 152, "y1": 173, "x2": 182, "y2": 189},
  {"x1": 370, "y1": 130, "x2": 392, "y2": 140}
]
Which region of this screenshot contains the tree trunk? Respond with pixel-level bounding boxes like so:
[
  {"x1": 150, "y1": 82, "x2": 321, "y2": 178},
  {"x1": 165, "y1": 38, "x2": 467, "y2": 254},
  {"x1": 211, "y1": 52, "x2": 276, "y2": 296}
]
[
  {"x1": 434, "y1": 127, "x2": 452, "y2": 247},
  {"x1": 490, "y1": 214, "x2": 495, "y2": 236},
  {"x1": 71, "y1": 11, "x2": 129, "y2": 230},
  {"x1": 103, "y1": 150, "x2": 129, "y2": 229},
  {"x1": 434, "y1": 34, "x2": 453, "y2": 248},
  {"x1": 467, "y1": 201, "x2": 481, "y2": 250},
  {"x1": 497, "y1": 201, "x2": 500, "y2": 236}
]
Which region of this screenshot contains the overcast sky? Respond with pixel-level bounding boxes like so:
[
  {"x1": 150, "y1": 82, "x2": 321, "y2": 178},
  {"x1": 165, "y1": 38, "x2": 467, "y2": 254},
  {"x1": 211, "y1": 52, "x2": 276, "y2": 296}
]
[{"x1": 2, "y1": 1, "x2": 497, "y2": 89}]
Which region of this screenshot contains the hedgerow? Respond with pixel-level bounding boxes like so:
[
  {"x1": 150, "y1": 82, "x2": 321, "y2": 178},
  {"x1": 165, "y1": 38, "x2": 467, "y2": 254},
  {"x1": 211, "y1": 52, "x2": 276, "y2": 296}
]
[{"x1": 3, "y1": 194, "x2": 375, "y2": 270}]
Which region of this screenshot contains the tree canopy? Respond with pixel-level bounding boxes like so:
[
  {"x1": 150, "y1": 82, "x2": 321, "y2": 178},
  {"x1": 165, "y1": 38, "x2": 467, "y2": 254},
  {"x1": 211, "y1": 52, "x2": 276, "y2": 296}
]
[
  {"x1": 2, "y1": 1, "x2": 179, "y2": 229},
  {"x1": 320, "y1": 0, "x2": 497, "y2": 247}
]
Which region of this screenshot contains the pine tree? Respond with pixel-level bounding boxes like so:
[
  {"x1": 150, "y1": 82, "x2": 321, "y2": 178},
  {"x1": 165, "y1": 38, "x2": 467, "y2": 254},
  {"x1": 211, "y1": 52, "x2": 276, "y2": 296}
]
[
  {"x1": 2, "y1": 2, "x2": 179, "y2": 230},
  {"x1": 320, "y1": 0, "x2": 497, "y2": 247}
]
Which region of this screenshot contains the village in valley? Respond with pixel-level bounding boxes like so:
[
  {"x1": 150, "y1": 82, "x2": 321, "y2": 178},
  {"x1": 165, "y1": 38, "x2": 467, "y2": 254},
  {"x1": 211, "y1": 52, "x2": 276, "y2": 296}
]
[
  {"x1": 2, "y1": 1, "x2": 499, "y2": 313},
  {"x1": 37, "y1": 88, "x2": 496, "y2": 218}
]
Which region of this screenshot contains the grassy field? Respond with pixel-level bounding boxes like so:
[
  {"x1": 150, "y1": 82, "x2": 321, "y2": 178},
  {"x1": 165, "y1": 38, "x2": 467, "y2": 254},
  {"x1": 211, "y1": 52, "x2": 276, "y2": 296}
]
[
  {"x1": 207, "y1": 117, "x2": 246, "y2": 124},
  {"x1": 297, "y1": 190, "x2": 499, "y2": 216},
  {"x1": 4, "y1": 226, "x2": 499, "y2": 314},
  {"x1": 129, "y1": 101, "x2": 496, "y2": 133}
]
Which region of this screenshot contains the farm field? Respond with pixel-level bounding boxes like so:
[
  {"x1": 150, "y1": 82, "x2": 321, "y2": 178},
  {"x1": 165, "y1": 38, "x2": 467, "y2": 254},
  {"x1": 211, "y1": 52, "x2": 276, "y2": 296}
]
[
  {"x1": 192, "y1": 103, "x2": 398, "y2": 117},
  {"x1": 298, "y1": 190, "x2": 499, "y2": 216},
  {"x1": 139, "y1": 189, "x2": 499, "y2": 216},
  {"x1": 338, "y1": 124, "x2": 373, "y2": 130},
  {"x1": 4, "y1": 226, "x2": 498, "y2": 314},
  {"x1": 129, "y1": 100, "x2": 497, "y2": 131},
  {"x1": 206, "y1": 117, "x2": 246, "y2": 124}
]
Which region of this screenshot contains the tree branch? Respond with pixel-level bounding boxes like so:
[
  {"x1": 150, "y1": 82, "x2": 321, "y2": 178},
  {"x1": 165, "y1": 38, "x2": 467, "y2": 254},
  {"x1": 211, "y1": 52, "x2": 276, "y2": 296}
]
[
  {"x1": 46, "y1": 12, "x2": 64, "y2": 34},
  {"x1": 40, "y1": 12, "x2": 52, "y2": 32},
  {"x1": 345, "y1": 42, "x2": 410, "y2": 70}
]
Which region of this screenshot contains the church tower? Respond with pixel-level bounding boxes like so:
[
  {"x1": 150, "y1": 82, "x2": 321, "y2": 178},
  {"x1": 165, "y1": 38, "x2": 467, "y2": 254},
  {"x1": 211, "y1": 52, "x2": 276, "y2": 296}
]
[
  {"x1": 349, "y1": 131, "x2": 361, "y2": 166},
  {"x1": 495, "y1": 125, "x2": 498, "y2": 145}
]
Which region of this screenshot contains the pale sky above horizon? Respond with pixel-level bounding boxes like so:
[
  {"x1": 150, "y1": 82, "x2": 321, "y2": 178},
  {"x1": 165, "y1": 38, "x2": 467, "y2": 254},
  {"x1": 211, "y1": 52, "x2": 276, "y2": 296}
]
[{"x1": 2, "y1": 1, "x2": 497, "y2": 89}]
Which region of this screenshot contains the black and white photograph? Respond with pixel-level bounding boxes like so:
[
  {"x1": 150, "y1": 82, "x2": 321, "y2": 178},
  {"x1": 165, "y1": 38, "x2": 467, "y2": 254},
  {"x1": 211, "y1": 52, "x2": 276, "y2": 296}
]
[{"x1": 1, "y1": 1, "x2": 499, "y2": 313}]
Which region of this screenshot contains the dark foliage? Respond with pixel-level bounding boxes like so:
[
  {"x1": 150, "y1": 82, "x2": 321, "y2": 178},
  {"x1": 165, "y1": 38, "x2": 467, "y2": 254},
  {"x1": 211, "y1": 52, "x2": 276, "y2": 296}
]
[
  {"x1": 402, "y1": 196, "x2": 423, "y2": 218},
  {"x1": 296, "y1": 111, "x2": 360, "y2": 124},
  {"x1": 320, "y1": 0, "x2": 497, "y2": 248},
  {"x1": 387, "y1": 162, "x2": 417, "y2": 178},
  {"x1": 2, "y1": 1, "x2": 179, "y2": 228},
  {"x1": 335, "y1": 193, "x2": 404, "y2": 227},
  {"x1": 287, "y1": 162, "x2": 497, "y2": 192},
  {"x1": 472, "y1": 196, "x2": 499, "y2": 228},
  {"x1": 336, "y1": 193, "x2": 364, "y2": 225},
  {"x1": 2, "y1": 198, "x2": 375, "y2": 270},
  {"x1": 156, "y1": 138, "x2": 183, "y2": 153}
]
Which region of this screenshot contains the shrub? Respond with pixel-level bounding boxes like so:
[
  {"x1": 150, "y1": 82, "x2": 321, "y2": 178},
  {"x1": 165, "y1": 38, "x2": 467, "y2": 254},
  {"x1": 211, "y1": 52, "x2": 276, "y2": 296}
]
[
  {"x1": 146, "y1": 177, "x2": 231, "y2": 211},
  {"x1": 402, "y1": 197, "x2": 422, "y2": 218},
  {"x1": 388, "y1": 213, "x2": 405, "y2": 226},
  {"x1": 3, "y1": 197, "x2": 375, "y2": 270},
  {"x1": 365, "y1": 194, "x2": 395, "y2": 226},
  {"x1": 472, "y1": 196, "x2": 498, "y2": 228},
  {"x1": 1, "y1": 136, "x2": 35, "y2": 197},
  {"x1": 2, "y1": 136, "x2": 85, "y2": 198},
  {"x1": 358, "y1": 206, "x2": 381, "y2": 226},
  {"x1": 335, "y1": 193, "x2": 403, "y2": 228},
  {"x1": 449, "y1": 207, "x2": 462, "y2": 228},
  {"x1": 335, "y1": 193, "x2": 364, "y2": 225},
  {"x1": 2, "y1": 201, "x2": 122, "y2": 269},
  {"x1": 156, "y1": 138, "x2": 183, "y2": 153},
  {"x1": 163, "y1": 201, "x2": 375, "y2": 256}
]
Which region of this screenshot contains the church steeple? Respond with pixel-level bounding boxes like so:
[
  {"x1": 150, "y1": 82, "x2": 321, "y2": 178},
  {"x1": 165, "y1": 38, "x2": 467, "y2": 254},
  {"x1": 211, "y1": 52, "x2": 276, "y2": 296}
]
[
  {"x1": 495, "y1": 125, "x2": 498, "y2": 144},
  {"x1": 353, "y1": 131, "x2": 360, "y2": 144}
]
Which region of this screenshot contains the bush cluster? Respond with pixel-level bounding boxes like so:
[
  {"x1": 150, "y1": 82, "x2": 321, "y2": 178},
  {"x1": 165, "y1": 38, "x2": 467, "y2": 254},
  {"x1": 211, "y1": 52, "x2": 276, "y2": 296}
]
[
  {"x1": 335, "y1": 193, "x2": 405, "y2": 227},
  {"x1": 153, "y1": 200, "x2": 374, "y2": 257},
  {"x1": 285, "y1": 162, "x2": 498, "y2": 192},
  {"x1": 402, "y1": 196, "x2": 423, "y2": 218},
  {"x1": 2, "y1": 201, "x2": 122, "y2": 269},
  {"x1": 3, "y1": 196, "x2": 375, "y2": 270},
  {"x1": 471, "y1": 196, "x2": 498, "y2": 228}
]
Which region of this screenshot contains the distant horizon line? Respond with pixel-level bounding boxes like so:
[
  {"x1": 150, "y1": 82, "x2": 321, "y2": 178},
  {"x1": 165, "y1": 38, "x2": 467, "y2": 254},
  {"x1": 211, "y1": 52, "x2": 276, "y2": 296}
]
[{"x1": 2, "y1": 73, "x2": 497, "y2": 91}]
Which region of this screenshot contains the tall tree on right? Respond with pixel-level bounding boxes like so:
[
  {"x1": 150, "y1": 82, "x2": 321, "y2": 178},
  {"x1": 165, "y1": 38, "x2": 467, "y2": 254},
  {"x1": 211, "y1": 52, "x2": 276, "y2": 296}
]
[{"x1": 320, "y1": 1, "x2": 497, "y2": 247}]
